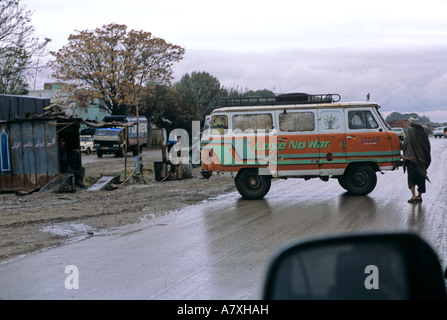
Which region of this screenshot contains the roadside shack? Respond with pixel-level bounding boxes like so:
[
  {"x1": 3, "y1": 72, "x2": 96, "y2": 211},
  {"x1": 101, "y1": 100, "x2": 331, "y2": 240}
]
[{"x1": 0, "y1": 116, "x2": 83, "y2": 193}]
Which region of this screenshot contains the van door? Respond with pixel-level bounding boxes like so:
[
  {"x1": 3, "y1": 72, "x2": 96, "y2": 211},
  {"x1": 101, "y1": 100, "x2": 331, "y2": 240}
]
[
  {"x1": 317, "y1": 108, "x2": 347, "y2": 176},
  {"x1": 275, "y1": 109, "x2": 320, "y2": 177},
  {"x1": 231, "y1": 111, "x2": 275, "y2": 169},
  {"x1": 344, "y1": 108, "x2": 389, "y2": 166}
]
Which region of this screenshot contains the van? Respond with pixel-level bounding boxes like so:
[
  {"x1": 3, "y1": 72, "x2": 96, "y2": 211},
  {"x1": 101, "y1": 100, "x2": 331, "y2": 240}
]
[{"x1": 200, "y1": 93, "x2": 402, "y2": 199}]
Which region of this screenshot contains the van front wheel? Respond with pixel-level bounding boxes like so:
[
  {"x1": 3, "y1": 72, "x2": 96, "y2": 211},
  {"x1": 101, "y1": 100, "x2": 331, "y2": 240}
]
[
  {"x1": 338, "y1": 165, "x2": 377, "y2": 196},
  {"x1": 235, "y1": 169, "x2": 271, "y2": 200}
]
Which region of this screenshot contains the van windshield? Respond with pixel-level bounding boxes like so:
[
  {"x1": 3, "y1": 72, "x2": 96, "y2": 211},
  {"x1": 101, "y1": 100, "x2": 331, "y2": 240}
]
[{"x1": 378, "y1": 112, "x2": 392, "y2": 130}]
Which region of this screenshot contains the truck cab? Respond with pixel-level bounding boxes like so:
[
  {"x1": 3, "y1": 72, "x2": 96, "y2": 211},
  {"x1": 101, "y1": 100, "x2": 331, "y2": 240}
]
[{"x1": 93, "y1": 116, "x2": 148, "y2": 157}]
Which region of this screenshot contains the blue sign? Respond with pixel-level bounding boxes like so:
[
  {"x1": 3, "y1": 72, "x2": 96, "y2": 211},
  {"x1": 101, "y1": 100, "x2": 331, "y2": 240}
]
[{"x1": 1, "y1": 129, "x2": 10, "y2": 171}]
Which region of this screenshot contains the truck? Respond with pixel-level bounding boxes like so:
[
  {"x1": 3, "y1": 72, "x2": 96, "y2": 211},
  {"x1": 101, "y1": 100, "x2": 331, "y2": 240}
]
[{"x1": 93, "y1": 115, "x2": 148, "y2": 157}]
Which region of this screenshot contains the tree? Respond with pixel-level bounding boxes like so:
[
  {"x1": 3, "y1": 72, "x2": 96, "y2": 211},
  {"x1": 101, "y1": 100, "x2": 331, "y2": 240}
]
[
  {"x1": 242, "y1": 89, "x2": 275, "y2": 97},
  {"x1": 0, "y1": 46, "x2": 29, "y2": 94},
  {"x1": 48, "y1": 23, "x2": 185, "y2": 115},
  {"x1": 386, "y1": 111, "x2": 431, "y2": 125},
  {"x1": 386, "y1": 112, "x2": 403, "y2": 122},
  {"x1": 174, "y1": 71, "x2": 227, "y2": 119},
  {"x1": 225, "y1": 86, "x2": 275, "y2": 98},
  {"x1": 228, "y1": 88, "x2": 275, "y2": 98},
  {"x1": 160, "y1": 87, "x2": 199, "y2": 134},
  {"x1": 140, "y1": 84, "x2": 199, "y2": 134},
  {"x1": 142, "y1": 84, "x2": 171, "y2": 127},
  {"x1": 0, "y1": 0, "x2": 50, "y2": 94}
]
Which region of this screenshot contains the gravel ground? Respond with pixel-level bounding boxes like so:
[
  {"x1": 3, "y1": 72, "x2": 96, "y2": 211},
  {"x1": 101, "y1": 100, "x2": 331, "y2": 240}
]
[{"x1": 0, "y1": 149, "x2": 236, "y2": 263}]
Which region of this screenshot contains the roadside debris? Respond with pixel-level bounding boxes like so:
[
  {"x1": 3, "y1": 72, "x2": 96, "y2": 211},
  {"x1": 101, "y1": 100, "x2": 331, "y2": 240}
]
[
  {"x1": 39, "y1": 174, "x2": 77, "y2": 193},
  {"x1": 14, "y1": 190, "x2": 36, "y2": 196},
  {"x1": 87, "y1": 175, "x2": 120, "y2": 191}
]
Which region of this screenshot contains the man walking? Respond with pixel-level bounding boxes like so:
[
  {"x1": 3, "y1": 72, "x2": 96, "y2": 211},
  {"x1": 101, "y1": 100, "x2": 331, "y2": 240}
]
[{"x1": 402, "y1": 116, "x2": 431, "y2": 203}]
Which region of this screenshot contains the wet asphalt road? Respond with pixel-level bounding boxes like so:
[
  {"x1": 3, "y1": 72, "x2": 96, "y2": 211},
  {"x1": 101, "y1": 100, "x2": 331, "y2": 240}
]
[{"x1": 0, "y1": 137, "x2": 446, "y2": 300}]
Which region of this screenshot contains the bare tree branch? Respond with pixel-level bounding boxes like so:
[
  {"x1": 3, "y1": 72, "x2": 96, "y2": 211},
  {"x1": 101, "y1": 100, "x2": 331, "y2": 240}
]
[
  {"x1": 48, "y1": 23, "x2": 185, "y2": 115},
  {"x1": 0, "y1": 0, "x2": 50, "y2": 93}
]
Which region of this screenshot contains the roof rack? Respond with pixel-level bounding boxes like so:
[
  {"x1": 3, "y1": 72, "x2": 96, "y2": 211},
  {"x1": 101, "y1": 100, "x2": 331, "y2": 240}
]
[{"x1": 218, "y1": 93, "x2": 341, "y2": 107}]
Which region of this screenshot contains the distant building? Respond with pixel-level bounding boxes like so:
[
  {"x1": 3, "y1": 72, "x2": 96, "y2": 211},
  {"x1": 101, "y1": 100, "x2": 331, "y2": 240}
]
[
  {"x1": 75, "y1": 98, "x2": 109, "y2": 132},
  {"x1": 29, "y1": 82, "x2": 71, "y2": 109},
  {"x1": 29, "y1": 82, "x2": 110, "y2": 132},
  {"x1": 388, "y1": 119, "x2": 409, "y2": 129},
  {"x1": 387, "y1": 118, "x2": 434, "y2": 134}
]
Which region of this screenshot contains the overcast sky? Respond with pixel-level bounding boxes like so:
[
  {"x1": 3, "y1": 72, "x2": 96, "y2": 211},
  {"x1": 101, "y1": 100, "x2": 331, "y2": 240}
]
[{"x1": 21, "y1": 0, "x2": 447, "y2": 122}]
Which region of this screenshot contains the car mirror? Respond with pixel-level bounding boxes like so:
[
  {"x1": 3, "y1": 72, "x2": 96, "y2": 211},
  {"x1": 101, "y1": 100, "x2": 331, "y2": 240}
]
[{"x1": 262, "y1": 232, "x2": 446, "y2": 300}]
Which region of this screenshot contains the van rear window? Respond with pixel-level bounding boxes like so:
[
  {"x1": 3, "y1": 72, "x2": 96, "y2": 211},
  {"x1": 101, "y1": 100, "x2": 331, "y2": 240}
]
[
  {"x1": 232, "y1": 114, "x2": 273, "y2": 133},
  {"x1": 279, "y1": 112, "x2": 315, "y2": 132},
  {"x1": 210, "y1": 115, "x2": 228, "y2": 134}
]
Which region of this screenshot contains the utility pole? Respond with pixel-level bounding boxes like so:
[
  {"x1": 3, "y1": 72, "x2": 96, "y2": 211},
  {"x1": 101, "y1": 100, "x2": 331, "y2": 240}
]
[
  {"x1": 134, "y1": 82, "x2": 140, "y2": 156},
  {"x1": 133, "y1": 80, "x2": 145, "y2": 184}
]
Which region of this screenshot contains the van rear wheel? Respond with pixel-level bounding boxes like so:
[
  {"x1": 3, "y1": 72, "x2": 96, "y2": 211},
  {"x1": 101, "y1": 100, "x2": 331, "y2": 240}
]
[
  {"x1": 338, "y1": 164, "x2": 377, "y2": 196},
  {"x1": 235, "y1": 169, "x2": 271, "y2": 200}
]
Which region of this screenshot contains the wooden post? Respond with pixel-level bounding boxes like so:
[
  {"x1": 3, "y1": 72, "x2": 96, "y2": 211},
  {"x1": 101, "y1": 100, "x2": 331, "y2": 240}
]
[{"x1": 124, "y1": 126, "x2": 128, "y2": 181}]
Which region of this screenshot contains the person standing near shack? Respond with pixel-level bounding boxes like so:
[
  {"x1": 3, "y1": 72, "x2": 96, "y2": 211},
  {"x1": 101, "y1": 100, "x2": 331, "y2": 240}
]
[
  {"x1": 167, "y1": 131, "x2": 177, "y2": 152},
  {"x1": 402, "y1": 116, "x2": 431, "y2": 203},
  {"x1": 59, "y1": 138, "x2": 68, "y2": 172},
  {"x1": 67, "y1": 149, "x2": 85, "y2": 187}
]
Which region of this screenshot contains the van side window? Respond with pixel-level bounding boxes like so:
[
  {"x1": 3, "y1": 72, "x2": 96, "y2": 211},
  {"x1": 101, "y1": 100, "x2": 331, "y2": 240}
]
[
  {"x1": 232, "y1": 114, "x2": 273, "y2": 133},
  {"x1": 279, "y1": 112, "x2": 315, "y2": 132},
  {"x1": 210, "y1": 115, "x2": 228, "y2": 134},
  {"x1": 348, "y1": 111, "x2": 378, "y2": 130}
]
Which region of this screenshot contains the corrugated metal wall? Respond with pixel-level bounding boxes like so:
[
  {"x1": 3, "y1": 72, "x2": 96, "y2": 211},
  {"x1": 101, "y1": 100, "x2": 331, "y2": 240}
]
[
  {"x1": 0, "y1": 120, "x2": 59, "y2": 191},
  {"x1": 0, "y1": 94, "x2": 50, "y2": 121}
]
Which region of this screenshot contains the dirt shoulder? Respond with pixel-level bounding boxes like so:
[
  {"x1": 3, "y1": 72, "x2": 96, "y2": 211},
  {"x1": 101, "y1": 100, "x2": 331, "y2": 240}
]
[{"x1": 0, "y1": 149, "x2": 235, "y2": 263}]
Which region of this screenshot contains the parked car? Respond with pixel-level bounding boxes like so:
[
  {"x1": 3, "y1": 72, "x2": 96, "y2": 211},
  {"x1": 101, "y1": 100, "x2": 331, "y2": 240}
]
[
  {"x1": 391, "y1": 127, "x2": 406, "y2": 141},
  {"x1": 434, "y1": 127, "x2": 446, "y2": 138},
  {"x1": 80, "y1": 135, "x2": 95, "y2": 155}
]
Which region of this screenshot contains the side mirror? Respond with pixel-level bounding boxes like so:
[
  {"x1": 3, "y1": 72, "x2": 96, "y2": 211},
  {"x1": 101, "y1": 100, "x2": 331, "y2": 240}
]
[{"x1": 262, "y1": 232, "x2": 446, "y2": 300}]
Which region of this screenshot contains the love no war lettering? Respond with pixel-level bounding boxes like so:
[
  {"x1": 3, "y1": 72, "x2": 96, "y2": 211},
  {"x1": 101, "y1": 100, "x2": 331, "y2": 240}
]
[{"x1": 255, "y1": 140, "x2": 330, "y2": 151}]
